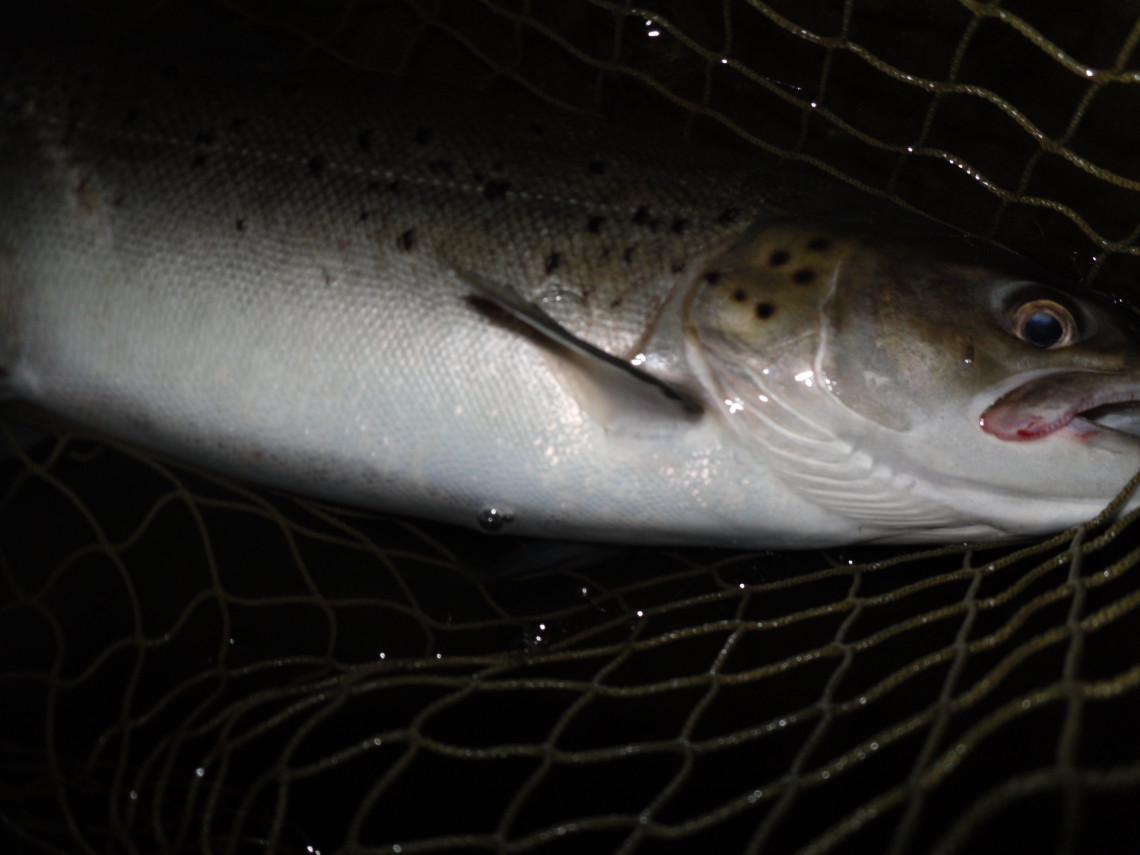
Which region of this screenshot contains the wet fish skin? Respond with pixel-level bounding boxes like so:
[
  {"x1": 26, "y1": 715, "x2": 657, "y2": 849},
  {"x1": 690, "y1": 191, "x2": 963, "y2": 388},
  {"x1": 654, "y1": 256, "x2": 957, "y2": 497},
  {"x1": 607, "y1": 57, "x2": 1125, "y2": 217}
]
[{"x1": 2, "y1": 54, "x2": 1139, "y2": 548}]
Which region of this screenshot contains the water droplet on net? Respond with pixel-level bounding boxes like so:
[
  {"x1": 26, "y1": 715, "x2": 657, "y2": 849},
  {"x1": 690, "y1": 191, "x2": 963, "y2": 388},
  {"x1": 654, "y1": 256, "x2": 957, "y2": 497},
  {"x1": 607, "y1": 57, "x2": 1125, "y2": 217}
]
[{"x1": 477, "y1": 507, "x2": 513, "y2": 532}]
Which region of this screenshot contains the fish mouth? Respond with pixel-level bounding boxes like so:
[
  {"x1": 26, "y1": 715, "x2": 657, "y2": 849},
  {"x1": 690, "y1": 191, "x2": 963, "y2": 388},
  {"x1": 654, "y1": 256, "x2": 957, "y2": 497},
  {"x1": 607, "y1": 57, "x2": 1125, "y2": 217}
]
[{"x1": 980, "y1": 372, "x2": 1140, "y2": 441}]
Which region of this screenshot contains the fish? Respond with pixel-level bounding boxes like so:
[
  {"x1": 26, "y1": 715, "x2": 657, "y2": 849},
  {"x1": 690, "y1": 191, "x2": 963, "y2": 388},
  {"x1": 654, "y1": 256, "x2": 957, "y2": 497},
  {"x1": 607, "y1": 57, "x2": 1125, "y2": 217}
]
[{"x1": 2, "y1": 50, "x2": 1140, "y2": 550}]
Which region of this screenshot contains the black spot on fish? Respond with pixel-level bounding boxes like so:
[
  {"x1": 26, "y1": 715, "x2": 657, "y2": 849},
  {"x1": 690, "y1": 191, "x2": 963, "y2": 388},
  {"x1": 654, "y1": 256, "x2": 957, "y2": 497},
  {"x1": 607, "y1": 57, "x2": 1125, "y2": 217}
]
[
  {"x1": 704, "y1": 271, "x2": 721, "y2": 285},
  {"x1": 483, "y1": 180, "x2": 511, "y2": 201},
  {"x1": 792, "y1": 268, "x2": 815, "y2": 284},
  {"x1": 414, "y1": 126, "x2": 433, "y2": 145},
  {"x1": 365, "y1": 180, "x2": 380, "y2": 194},
  {"x1": 112, "y1": 194, "x2": 126, "y2": 208},
  {"x1": 756, "y1": 302, "x2": 775, "y2": 319},
  {"x1": 587, "y1": 216, "x2": 605, "y2": 234},
  {"x1": 671, "y1": 218, "x2": 689, "y2": 234},
  {"x1": 387, "y1": 180, "x2": 401, "y2": 194},
  {"x1": 718, "y1": 207, "x2": 740, "y2": 224},
  {"x1": 769, "y1": 250, "x2": 790, "y2": 266},
  {"x1": 194, "y1": 131, "x2": 215, "y2": 146},
  {"x1": 808, "y1": 237, "x2": 830, "y2": 251},
  {"x1": 588, "y1": 160, "x2": 608, "y2": 175},
  {"x1": 359, "y1": 210, "x2": 370, "y2": 221},
  {"x1": 671, "y1": 261, "x2": 686, "y2": 273},
  {"x1": 230, "y1": 117, "x2": 248, "y2": 133},
  {"x1": 397, "y1": 229, "x2": 415, "y2": 251},
  {"x1": 307, "y1": 156, "x2": 325, "y2": 178},
  {"x1": 610, "y1": 297, "x2": 623, "y2": 309},
  {"x1": 428, "y1": 160, "x2": 454, "y2": 178},
  {"x1": 123, "y1": 108, "x2": 140, "y2": 126},
  {"x1": 623, "y1": 246, "x2": 636, "y2": 264},
  {"x1": 357, "y1": 128, "x2": 372, "y2": 153},
  {"x1": 633, "y1": 206, "x2": 652, "y2": 226},
  {"x1": 545, "y1": 252, "x2": 562, "y2": 274},
  {"x1": 733, "y1": 288, "x2": 747, "y2": 302},
  {"x1": 190, "y1": 153, "x2": 207, "y2": 169},
  {"x1": 235, "y1": 219, "x2": 245, "y2": 232}
]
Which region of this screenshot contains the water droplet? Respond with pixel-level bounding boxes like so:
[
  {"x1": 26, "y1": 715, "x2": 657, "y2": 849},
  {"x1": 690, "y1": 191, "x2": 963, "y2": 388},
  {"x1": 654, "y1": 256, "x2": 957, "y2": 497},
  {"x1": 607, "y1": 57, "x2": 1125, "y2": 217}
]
[
  {"x1": 477, "y1": 507, "x2": 514, "y2": 532},
  {"x1": 522, "y1": 623, "x2": 548, "y2": 648},
  {"x1": 195, "y1": 767, "x2": 205, "y2": 778}
]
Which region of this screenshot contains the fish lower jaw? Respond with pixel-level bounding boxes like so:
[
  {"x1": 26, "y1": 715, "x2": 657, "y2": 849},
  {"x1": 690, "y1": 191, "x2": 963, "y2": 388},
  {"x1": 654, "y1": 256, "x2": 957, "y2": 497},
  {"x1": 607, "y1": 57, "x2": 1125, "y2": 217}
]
[
  {"x1": 1024, "y1": 401, "x2": 1140, "y2": 445},
  {"x1": 980, "y1": 388, "x2": 1140, "y2": 443},
  {"x1": 1079, "y1": 402, "x2": 1140, "y2": 439}
]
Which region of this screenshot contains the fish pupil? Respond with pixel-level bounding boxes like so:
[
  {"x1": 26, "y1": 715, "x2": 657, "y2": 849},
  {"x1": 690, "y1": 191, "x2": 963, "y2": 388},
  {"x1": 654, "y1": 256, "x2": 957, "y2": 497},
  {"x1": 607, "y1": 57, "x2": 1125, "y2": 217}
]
[{"x1": 1023, "y1": 312, "x2": 1063, "y2": 348}]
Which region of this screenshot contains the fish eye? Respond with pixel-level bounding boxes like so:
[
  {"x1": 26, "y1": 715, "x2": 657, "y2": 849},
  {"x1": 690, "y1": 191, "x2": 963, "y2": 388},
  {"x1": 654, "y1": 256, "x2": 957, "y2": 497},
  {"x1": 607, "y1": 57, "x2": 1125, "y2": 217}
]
[{"x1": 1009, "y1": 299, "x2": 1078, "y2": 349}]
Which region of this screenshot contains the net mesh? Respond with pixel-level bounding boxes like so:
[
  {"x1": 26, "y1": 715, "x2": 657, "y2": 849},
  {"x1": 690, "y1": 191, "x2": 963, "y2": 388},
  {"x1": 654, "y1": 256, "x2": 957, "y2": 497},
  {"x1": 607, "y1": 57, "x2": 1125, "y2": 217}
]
[{"x1": 4, "y1": 1, "x2": 1140, "y2": 853}]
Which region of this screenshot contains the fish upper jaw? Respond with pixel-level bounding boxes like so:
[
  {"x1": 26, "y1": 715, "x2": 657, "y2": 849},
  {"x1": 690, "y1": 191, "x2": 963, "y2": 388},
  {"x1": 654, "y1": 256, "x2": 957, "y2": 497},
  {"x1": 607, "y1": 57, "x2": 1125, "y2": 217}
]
[{"x1": 979, "y1": 370, "x2": 1140, "y2": 443}]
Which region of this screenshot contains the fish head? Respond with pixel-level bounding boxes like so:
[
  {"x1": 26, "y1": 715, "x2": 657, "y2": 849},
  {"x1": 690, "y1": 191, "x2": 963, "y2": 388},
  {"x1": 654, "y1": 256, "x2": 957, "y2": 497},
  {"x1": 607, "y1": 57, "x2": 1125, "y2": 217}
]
[{"x1": 688, "y1": 215, "x2": 1140, "y2": 541}]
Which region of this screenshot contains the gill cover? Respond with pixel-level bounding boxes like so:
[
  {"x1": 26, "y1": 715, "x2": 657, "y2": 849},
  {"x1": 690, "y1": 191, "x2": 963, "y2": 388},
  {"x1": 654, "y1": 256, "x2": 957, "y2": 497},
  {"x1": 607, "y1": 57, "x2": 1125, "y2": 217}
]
[{"x1": 686, "y1": 217, "x2": 868, "y2": 424}]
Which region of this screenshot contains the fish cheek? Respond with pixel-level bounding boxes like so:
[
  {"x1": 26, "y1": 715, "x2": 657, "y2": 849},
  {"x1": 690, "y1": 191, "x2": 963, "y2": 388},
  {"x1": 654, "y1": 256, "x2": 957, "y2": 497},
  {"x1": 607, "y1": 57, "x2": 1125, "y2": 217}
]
[{"x1": 821, "y1": 272, "x2": 924, "y2": 432}]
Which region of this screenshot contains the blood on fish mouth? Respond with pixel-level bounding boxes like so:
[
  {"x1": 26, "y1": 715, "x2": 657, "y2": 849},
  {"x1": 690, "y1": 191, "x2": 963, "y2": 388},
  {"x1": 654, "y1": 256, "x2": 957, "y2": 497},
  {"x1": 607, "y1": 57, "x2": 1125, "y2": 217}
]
[{"x1": 980, "y1": 374, "x2": 1140, "y2": 441}]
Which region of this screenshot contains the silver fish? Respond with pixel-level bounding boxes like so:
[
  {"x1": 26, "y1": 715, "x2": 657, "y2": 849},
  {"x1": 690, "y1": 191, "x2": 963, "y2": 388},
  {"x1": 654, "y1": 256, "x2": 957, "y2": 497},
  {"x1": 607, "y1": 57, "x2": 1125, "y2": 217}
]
[{"x1": 2, "y1": 55, "x2": 1139, "y2": 548}]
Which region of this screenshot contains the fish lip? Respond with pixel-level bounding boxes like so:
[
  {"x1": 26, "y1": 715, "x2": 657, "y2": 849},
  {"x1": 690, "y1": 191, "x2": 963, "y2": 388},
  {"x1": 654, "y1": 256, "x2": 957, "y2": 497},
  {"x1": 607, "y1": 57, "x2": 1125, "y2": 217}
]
[{"x1": 980, "y1": 371, "x2": 1140, "y2": 441}]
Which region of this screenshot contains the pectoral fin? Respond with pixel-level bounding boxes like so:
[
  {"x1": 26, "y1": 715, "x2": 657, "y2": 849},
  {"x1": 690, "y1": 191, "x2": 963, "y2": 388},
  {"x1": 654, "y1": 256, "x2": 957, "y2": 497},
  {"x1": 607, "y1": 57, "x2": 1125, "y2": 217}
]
[{"x1": 451, "y1": 266, "x2": 703, "y2": 429}]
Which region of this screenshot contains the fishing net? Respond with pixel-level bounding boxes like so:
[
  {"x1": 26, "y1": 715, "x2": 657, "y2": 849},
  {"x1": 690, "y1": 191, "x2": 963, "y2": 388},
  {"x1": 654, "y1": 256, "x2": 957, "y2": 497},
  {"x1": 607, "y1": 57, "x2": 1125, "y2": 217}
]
[{"x1": 3, "y1": 1, "x2": 1140, "y2": 853}]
